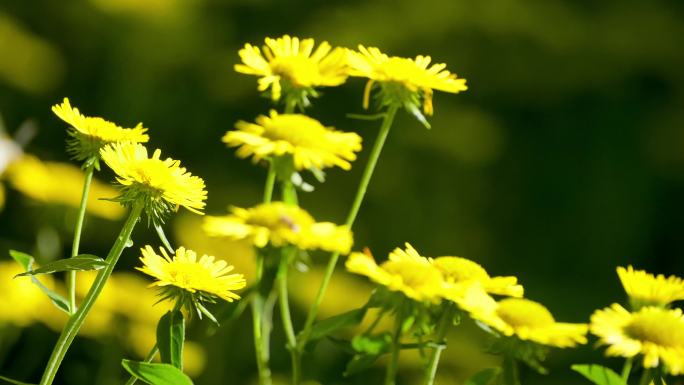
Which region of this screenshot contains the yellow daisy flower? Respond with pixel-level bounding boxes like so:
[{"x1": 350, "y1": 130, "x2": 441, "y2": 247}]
[
  {"x1": 431, "y1": 256, "x2": 523, "y2": 297},
  {"x1": 345, "y1": 246, "x2": 446, "y2": 303},
  {"x1": 223, "y1": 110, "x2": 362, "y2": 171},
  {"x1": 617, "y1": 265, "x2": 684, "y2": 308},
  {"x1": 137, "y1": 245, "x2": 246, "y2": 303},
  {"x1": 52, "y1": 98, "x2": 149, "y2": 162},
  {"x1": 203, "y1": 202, "x2": 352, "y2": 254},
  {"x1": 464, "y1": 294, "x2": 587, "y2": 348},
  {"x1": 590, "y1": 303, "x2": 684, "y2": 374},
  {"x1": 347, "y1": 45, "x2": 467, "y2": 117},
  {"x1": 99, "y1": 142, "x2": 207, "y2": 222},
  {"x1": 235, "y1": 35, "x2": 348, "y2": 101}
]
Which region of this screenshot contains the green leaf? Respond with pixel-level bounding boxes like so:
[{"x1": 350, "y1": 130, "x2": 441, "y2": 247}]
[
  {"x1": 351, "y1": 333, "x2": 392, "y2": 356},
  {"x1": 571, "y1": 364, "x2": 626, "y2": 385},
  {"x1": 0, "y1": 375, "x2": 36, "y2": 385},
  {"x1": 15, "y1": 255, "x2": 107, "y2": 277},
  {"x1": 464, "y1": 368, "x2": 500, "y2": 385},
  {"x1": 9, "y1": 250, "x2": 70, "y2": 314},
  {"x1": 121, "y1": 360, "x2": 193, "y2": 385},
  {"x1": 344, "y1": 354, "x2": 380, "y2": 377},
  {"x1": 308, "y1": 308, "x2": 367, "y2": 342},
  {"x1": 156, "y1": 311, "x2": 185, "y2": 370}
]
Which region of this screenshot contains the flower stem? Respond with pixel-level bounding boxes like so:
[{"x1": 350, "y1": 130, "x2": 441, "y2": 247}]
[
  {"x1": 263, "y1": 162, "x2": 276, "y2": 203},
  {"x1": 502, "y1": 356, "x2": 521, "y2": 385},
  {"x1": 423, "y1": 304, "x2": 453, "y2": 385},
  {"x1": 297, "y1": 105, "x2": 398, "y2": 349},
  {"x1": 123, "y1": 343, "x2": 159, "y2": 385},
  {"x1": 638, "y1": 369, "x2": 652, "y2": 385},
  {"x1": 39, "y1": 201, "x2": 143, "y2": 385},
  {"x1": 277, "y1": 247, "x2": 300, "y2": 384},
  {"x1": 67, "y1": 163, "x2": 95, "y2": 313},
  {"x1": 385, "y1": 309, "x2": 404, "y2": 385},
  {"x1": 621, "y1": 358, "x2": 633, "y2": 382}
]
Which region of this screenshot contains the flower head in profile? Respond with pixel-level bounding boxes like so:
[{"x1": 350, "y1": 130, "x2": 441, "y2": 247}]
[
  {"x1": 100, "y1": 143, "x2": 207, "y2": 224},
  {"x1": 52, "y1": 98, "x2": 149, "y2": 165},
  {"x1": 617, "y1": 266, "x2": 684, "y2": 309},
  {"x1": 137, "y1": 246, "x2": 246, "y2": 321},
  {"x1": 590, "y1": 303, "x2": 684, "y2": 374},
  {"x1": 203, "y1": 202, "x2": 352, "y2": 254},
  {"x1": 235, "y1": 35, "x2": 348, "y2": 105},
  {"x1": 347, "y1": 46, "x2": 467, "y2": 126},
  {"x1": 431, "y1": 256, "x2": 523, "y2": 298},
  {"x1": 223, "y1": 110, "x2": 362, "y2": 171}
]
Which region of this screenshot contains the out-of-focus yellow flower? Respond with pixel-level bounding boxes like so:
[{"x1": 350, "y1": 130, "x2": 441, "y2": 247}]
[
  {"x1": 52, "y1": 98, "x2": 148, "y2": 162},
  {"x1": 5, "y1": 155, "x2": 125, "y2": 220},
  {"x1": 590, "y1": 303, "x2": 684, "y2": 374},
  {"x1": 100, "y1": 143, "x2": 207, "y2": 222},
  {"x1": 617, "y1": 266, "x2": 684, "y2": 309},
  {"x1": 464, "y1": 292, "x2": 587, "y2": 348},
  {"x1": 235, "y1": 35, "x2": 348, "y2": 101},
  {"x1": 0, "y1": 261, "x2": 55, "y2": 327},
  {"x1": 224, "y1": 110, "x2": 362, "y2": 171},
  {"x1": 203, "y1": 202, "x2": 353, "y2": 254},
  {"x1": 431, "y1": 256, "x2": 523, "y2": 298},
  {"x1": 347, "y1": 46, "x2": 467, "y2": 116}
]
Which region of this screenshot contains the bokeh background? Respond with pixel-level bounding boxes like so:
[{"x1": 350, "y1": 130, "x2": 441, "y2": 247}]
[{"x1": 1, "y1": 0, "x2": 684, "y2": 384}]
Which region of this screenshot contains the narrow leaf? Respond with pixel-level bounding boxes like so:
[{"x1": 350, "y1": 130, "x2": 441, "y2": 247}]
[
  {"x1": 121, "y1": 360, "x2": 193, "y2": 385},
  {"x1": 8, "y1": 250, "x2": 31, "y2": 270},
  {"x1": 344, "y1": 354, "x2": 380, "y2": 377},
  {"x1": 15, "y1": 255, "x2": 106, "y2": 277},
  {"x1": 156, "y1": 311, "x2": 185, "y2": 370},
  {"x1": 308, "y1": 308, "x2": 367, "y2": 342},
  {"x1": 0, "y1": 375, "x2": 36, "y2": 385},
  {"x1": 9, "y1": 250, "x2": 70, "y2": 314},
  {"x1": 465, "y1": 368, "x2": 500, "y2": 385},
  {"x1": 572, "y1": 364, "x2": 626, "y2": 385}
]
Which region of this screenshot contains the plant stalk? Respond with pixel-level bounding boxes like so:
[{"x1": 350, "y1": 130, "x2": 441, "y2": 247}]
[
  {"x1": 67, "y1": 163, "x2": 95, "y2": 313},
  {"x1": 385, "y1": 309, "x2": 404, "y2": 385},
  {"x1": 423, "y1": 304, "x2": 453, "y2": 385},
  {"x1": 123, "y1": 343, "x2": 159, "y2": 385}
]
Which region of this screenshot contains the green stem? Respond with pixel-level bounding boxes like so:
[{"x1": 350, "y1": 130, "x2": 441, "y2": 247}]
[
  {"x1": 277, "y1": 247, "x2": 300, "y2": 384},
  {"x1": 123, "y1": 344, "x2": 159, "y2": 385},
  {"x1": 298, "y1": 105, "x2": 398, "y2": 350},
  {"x1": 385, "y1": 309, "x2": 404, "y2": 385},
  {"x1": 638, "y1": 369, "x2": 652, "y2": 385},
  {"x1": 621, "y1": 358, "x2": 633, "y2": 382},
  {"x1": 39, "y1": 202, "x2": 143, "y2": 385},
  {"x1": 423, "y1": 304, "x2": 453, "y2": 385},
  {"x1": 502, "y1": 356, "x2": 520, "y2": 385},
  {"x1": 263, "y1": 162, "x2": 276, "y2": 204},
  {"x1": 67, "y1": 163, "x2": 95, "y2": 313},
  {"x1": 284, "y1": 97, "x2": 297, "y2": 114}
]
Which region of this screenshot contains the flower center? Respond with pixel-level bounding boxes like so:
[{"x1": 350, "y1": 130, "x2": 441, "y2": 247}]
[
  {"x1": 382, "y1": 260, "x2": 442, "y2": 290},
  {"x1": 165, "y1": 261, "x2": 212, "y2": 290},
  {"x1": 624, "y1": 309, "x2": 684, "y2": 347},
  {"x1": 432, "y1": 257, "x2": 490, "y2": 283},
  {"x1": 496, "y1": 298, "x2": 555, "y2": 329},
  {"x1": 270, "y1": 57, "x2": 319, "y2": 87},
  {"x1": 261, "y1": 114, "x2": 327, "y2": 148},
  {"x1": 245, "y1": 204, "x2": 313, "y2": 232}
]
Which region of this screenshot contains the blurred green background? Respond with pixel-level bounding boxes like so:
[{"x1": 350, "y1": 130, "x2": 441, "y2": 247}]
[{"x1": 1, "y1": 0, "x2": 683, "y2": 384}]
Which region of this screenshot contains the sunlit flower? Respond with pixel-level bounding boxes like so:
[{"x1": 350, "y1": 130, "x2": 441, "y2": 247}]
[
  {"x1": 223, "y1": 110, "x2": 362, "y2": 171},
  {"x1": 590, "y1": 303, "x2": 684, "y2": 374},
  {"x1": 431, "y1": 256, "x2": 523, "y2": 297},
  {"x1": 52, "y1": 98, "x2": 148, "y2": 162},
  {"x1": 347, "y1": 46, "x2": 467, "y2": 121},
  {"x1": 465, "y1": 295, "x2": 587, "y2": 348},
  {"x1": 617, "y1": 266, "x2": 684, "y2": 309},
  {"x1": 137, "y1": 246, "x2": 246, "y2": 305},
  {"x1": 100, "y1": 142, "x2": 207, "y2": 223},
  {"x1": 203, "y1": 202, "x2": 352, "y2": 254},
  {"x1": 235, "y1": 35, "x2": 348, "y2": 102}
]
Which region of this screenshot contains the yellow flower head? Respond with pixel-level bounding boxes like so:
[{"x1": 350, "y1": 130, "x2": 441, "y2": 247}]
[
  {"x1": 465, "y1": 294, "x2": 587, "y2": 348},
  {"x1": 431, "y1": 256, "x2": 523, "y2": 298},
  {"x1": 203, "y1": 202, "x2": 352, "y2": 254},
  {"x1": 137, "y1": 245, "x2": 246, "y2": 303},
  {"x1": 224, "y1": 110, "x2": 362, "y2": 171},
  {"x1": 235, "y1": 35, "x2": 348, "y2": 101},
  {"x1": 346, "y1": 244, "x2": 446, "y2": 303},
  {"x1": 347, "y1": 46, "x2": 467, "y2": 118},
  {"x1": 591, "y1": 303, "x2": 684, "y2": 374},
  {"x1": 617, "y1": 266, "x2": 684, "y2": 309},
  {"x1": 52, "y1": 98, "x2": 149, "y2": 163},
  {"x1": 100, "y1": 142, "x2": 207, "y2": 223}
]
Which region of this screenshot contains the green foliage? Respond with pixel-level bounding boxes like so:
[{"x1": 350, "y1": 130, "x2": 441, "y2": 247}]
[
  {"x1": 9, "y1": 250, "x2": 71, "y2": 314},
  {"x1": 571, "y1": 364, "x2": 627, "y2": 385},
  {"x1": 15, "y1": 254, "x2": 106, "y2": 277},
  {"x1": 307, "y1": 308, "x2": 367, "y2": 342},
  {"x1": 156, "y1": 311, "x2": 185, "y2": 370},
  {"x1": 464, "y1": 368, "x2": 501, "y2": 385},
  {"x1": 0, "y1": 375, "x2": 36, "y2": 385},
  {"x1": 121, "y1": 360, "x2": 193, "y2": 385}
]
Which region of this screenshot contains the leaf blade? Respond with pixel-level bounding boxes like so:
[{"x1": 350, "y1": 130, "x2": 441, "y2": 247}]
[
  {"x1": 121, "y1": 360, "x2": 193, "y2": 385},
  {"x1": 308, "y1": 308, "x2": 367, "y2": 342},
  {"x1": 571, "y1": 364, "x2": 626, "y2": 385},
  {"x1": 156, "y1": 311, "x2": 185, "y2": 370},
  {"x1": 465, "y1": 368, "x2": 501, "y2": 385},
  {"x1": 0, "y1": 375, "x2": 36, "y2": 385},
  {"x1": 15, "y1": 255, "x2": 107, "y2": 277},
  {"x1": 9, "y1": 250, "x2": 71, "y2": 314}
]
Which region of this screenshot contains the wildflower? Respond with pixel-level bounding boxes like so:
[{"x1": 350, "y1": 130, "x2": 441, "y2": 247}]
[
  {"x1": 235, "y1": 35, "x2": 348, "y2": 103},
  {"x1": 431, "y1": 256, "x2": 523, "y2": 297},
  {"x1": 223, "y1": 110, "x2": 362, "y2": 171},
  {"x1": 465, "y1": 294, "x2": 587, "y2": 348},
  {"x1": 347, "y1": 46, "x2": 467, "y2": 124},
  {"x1": 52, "y1": 98, "x2": 148, "y2": 164},
  {"x1": 203, "y1": 202, "x2": 352, "y2": 254},
  {"x1": 590, "y1": 303, "x2": 684, "y2": 374},
  {"x1": 99, "y1": 142, "x2": 207, "y2": 224},
  {"x1": 617, "y1": 265, "x2": 684, "y2": 309}
]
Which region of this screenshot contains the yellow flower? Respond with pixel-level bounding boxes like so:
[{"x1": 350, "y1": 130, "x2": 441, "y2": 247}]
[
  {"x1": 590, "y1": 303, "x2": 684, "y2": 374},
  {"x1": 0, "y1": 261, "x2": 55, "y2": 327},
  {"x1": 203, "y1": 202, "x2": 353, "y2": 254},
  {"x1": 223, "y1": 110, "x2": 362, "y2": 171},
  {"x1": 235, "y1": 35, "x2": 348, "y2": 101},
  {"x1": 137, "y1": 246, "x2": 246, "y2": 303},
  {"x1": 465, "y1": 295, "x2": 587, "y2": 348},
  {"x1": 346, "y1": 245, "x2": 446, "y2": 303},
  {"x1": 617, "y1": 265, "x2": 684, "y2": 309},
  {"x1": 52, "y1": 98, "x2": 149, "y2": 161},
  {"x1": 100, "y1": 142, "x2": 207, "y2": 221},
  {"x1": 347, "y1": 46, "x2": 467, "y2": 117},
  {"x1": 431, "y1": 256, "x2": 523, "y2": 297},
  {"x1": 5, "y1": 154, "x2": 125, "y2": 219}
]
